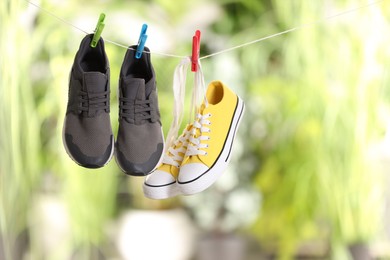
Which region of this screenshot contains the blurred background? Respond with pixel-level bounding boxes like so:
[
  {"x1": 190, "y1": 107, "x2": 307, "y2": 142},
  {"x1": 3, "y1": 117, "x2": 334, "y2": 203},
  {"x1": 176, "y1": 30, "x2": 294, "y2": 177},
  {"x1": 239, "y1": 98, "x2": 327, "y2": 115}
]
[{"x1": 1, "y1": 0, "x2": 390, "y2": 259}]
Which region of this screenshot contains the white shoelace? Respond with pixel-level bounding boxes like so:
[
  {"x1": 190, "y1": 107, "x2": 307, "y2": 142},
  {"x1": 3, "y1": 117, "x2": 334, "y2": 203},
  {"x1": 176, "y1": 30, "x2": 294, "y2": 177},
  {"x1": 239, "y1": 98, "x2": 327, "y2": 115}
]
[
  {"x1": 190, "y1": 61, "x2": 208, "y2": 120},
  {"x1": 186, "y1": 113, "x2": 212, "y2": 156},
  {"x1": 163, "y1": 57, "x2": 208, "y2": 166},
  {"x1": 162, "y1": 128, "x2": 191, "y2": 167},
  {"x1": 164, "y1": 57, "x2": 191, "y2": 150}
]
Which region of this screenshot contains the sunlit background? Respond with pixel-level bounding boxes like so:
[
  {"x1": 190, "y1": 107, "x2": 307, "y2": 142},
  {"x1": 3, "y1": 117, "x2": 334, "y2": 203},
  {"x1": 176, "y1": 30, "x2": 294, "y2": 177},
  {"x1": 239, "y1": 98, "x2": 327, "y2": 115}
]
[{"x1": 1, "y1": 0, "x2": 390, "y2": 259}]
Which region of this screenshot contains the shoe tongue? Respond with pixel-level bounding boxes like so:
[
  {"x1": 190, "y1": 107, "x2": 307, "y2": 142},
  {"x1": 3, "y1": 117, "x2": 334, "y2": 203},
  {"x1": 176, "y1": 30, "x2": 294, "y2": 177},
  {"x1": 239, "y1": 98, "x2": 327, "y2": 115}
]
[
  {"x1": 144, "y1": 79, "x2": 154, "y2": 97},
  {"x1": 122, "y1": 77, "x2": 146, "y2": 100},
  {"x1": 83, "y1": 72, "x2": 107, "y2": 93},
  {"x1": 199, "y1": 103, "x2": 206, "y2": 113}
]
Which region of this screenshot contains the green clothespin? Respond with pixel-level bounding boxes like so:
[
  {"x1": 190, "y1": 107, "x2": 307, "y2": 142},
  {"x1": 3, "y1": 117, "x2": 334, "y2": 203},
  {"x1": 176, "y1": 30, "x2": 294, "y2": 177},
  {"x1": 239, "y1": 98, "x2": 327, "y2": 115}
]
[{"x1": 90, "y1": 13, "x2": 106, "y2": 48}]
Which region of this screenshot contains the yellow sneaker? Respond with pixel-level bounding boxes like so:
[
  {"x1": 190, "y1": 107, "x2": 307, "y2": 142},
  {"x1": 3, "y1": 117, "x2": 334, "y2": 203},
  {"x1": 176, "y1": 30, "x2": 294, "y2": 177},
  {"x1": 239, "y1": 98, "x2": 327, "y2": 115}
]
[
  {"x1": 177, "y1": 81, "x2": 245, "y2": 195},
  {"x1": 143, "y1": 125, "x2": 192, "y2": 199}
]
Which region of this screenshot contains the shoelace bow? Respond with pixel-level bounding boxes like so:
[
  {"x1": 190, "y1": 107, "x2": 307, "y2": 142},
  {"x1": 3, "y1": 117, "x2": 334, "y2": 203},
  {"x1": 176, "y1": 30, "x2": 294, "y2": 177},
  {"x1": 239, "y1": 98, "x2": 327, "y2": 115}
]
[
  {"x1": 186, "y1": 113, "x2": 212, "y2": 156},
  {"x1": 119, "y1": 98, "x2": 154, "y2": 122},
  {"x1": 162, "y1": 129, "x2": 191, "y2": 167},
  {"x1": 78, "y1": 90, "x2": 109, "y2": 113}
]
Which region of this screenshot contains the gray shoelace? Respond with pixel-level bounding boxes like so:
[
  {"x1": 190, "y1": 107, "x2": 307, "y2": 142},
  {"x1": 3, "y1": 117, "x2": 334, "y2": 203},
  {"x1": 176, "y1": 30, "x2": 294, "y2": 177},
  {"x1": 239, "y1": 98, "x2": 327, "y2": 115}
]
[
  {"x1": 78, "y1": 90, "x2": 110, "y2": 114},
  {"x1": 119, "y1": 97, "x2": 154, "y2": 122}
]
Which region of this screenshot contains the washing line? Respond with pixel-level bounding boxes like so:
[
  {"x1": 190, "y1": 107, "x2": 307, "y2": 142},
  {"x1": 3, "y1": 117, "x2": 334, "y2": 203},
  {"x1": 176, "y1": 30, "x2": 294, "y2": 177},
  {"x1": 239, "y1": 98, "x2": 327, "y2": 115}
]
[{"x1": 26, "y1": 0, "x2": 384, "y2": 60}]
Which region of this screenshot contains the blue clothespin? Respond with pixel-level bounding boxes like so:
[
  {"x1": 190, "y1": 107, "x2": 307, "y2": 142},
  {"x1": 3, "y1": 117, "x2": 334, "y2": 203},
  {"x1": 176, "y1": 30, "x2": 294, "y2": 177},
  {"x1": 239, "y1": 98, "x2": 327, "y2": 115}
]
[{"x1": 135, "y1": 24, "x2": 148, "y2": 59}]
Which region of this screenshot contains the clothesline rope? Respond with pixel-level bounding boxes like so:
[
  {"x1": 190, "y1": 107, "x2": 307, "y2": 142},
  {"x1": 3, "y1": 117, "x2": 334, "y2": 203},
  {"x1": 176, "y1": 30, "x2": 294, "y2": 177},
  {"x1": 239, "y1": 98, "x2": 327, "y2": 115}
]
[
  {"x1": 26, "y1": 0, "x2": 187, "y2": 59},
  {"x1": 200, "y1": 0, "x2": 385, "y2": 60},
  {"x1": 27, "y1": 1, "x2": 90, "y2": 35},
  {"x1": 26, "y1": 0, "x2": 384, "y2": 60}
]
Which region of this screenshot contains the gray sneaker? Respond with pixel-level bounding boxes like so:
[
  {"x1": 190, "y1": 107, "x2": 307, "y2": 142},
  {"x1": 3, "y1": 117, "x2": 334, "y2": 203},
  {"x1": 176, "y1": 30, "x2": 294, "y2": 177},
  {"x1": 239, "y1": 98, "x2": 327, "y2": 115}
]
[
  {"x1": 115, "y1": 46, "x2": 164, "y2": 176},
  {"x1": 63, "y1": 34, "x2": 114, "y2": 168}
]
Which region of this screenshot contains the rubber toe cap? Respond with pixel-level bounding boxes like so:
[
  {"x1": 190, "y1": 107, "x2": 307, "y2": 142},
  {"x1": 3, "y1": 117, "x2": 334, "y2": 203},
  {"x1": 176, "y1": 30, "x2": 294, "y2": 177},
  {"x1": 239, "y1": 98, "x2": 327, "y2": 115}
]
[
  {"x1": 177, "y1": 163, "x2": 209, "y2": 184},
  {"x1": 145, "y1": 170, "x2": 176, "y2": 187}
]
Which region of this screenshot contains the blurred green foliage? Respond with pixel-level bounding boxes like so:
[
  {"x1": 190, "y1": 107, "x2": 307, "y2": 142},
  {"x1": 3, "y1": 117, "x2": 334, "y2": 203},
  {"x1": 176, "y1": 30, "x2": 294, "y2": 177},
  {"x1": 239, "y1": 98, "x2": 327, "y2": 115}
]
[
  {"x1": 1, "y1": 0, "x2": 390, "y2": 259},
  {"x1": 1, "y1": 1, "x2": 41, "y2": 258}
]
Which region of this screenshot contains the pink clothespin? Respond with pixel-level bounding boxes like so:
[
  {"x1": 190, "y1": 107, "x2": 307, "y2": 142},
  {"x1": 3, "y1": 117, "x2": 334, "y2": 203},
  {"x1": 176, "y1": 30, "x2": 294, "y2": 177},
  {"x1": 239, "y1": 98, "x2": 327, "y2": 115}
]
[{"x1": 191, "y1": 30, "x2": 201, "y2": 72}]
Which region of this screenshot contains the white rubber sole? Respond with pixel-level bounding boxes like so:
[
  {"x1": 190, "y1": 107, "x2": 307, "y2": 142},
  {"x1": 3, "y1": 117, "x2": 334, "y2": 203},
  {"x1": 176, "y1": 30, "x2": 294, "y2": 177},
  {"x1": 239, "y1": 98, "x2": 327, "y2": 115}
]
[
  {"x1": 178, "y1": 96, "x2": 245, "y2": 195},
  {"x1": 143, "y1": 181, "x2": 180, "y2": 199}
]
